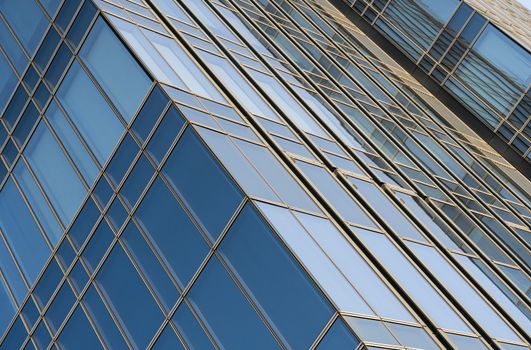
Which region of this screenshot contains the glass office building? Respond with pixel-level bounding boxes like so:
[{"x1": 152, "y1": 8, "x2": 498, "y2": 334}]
[
  {"x1": 337, "y1": 0, "x2": 531, "y2": 163},
  {"x1": 0, "y1": 0, "x2": 529, "y2": 349}
]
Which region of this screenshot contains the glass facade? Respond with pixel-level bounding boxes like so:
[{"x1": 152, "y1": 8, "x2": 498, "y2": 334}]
[
  {"x1": 338, "y1": 0, "x2": 531, "y2": 161},
  {"x1": 0, "y1": 0, "x2": 529, "y2": 349}
]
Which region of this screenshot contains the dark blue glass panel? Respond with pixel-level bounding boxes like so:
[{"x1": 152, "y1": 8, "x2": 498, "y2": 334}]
[
  {"x1": 68, "y1": 197, "x2": 99, "y2": 250},
  {"x1": 120, "y1": 154, "x2": 154, "y2": 208},
  {"x1": 66, "y1": 0, "x2": 97, "y2": 49},
  {"x1": 220, "y1": 203, "x2": 333, "y2": 349},
  {"x1": 33, "y1": 320, "x2": 51, "y2": 349},
  {"x1": 132, "y1": 85, "x2": 169, "y2": 143},
  {"x1": 34, "y1": 28, "x2": 60, "y2": 73},
  {"x1": 44, "y1": 43, "x2": 72, "y2": 89},
  {"x1": 68, "y1": 260, "x2": 88, "y2": 294},
  {"x1": 58, "y1": 61, "x2": 124, "y2": 165},
  {"x1": 93, "y1": 176, "x2": 113, "y2": 208},
  {"x1": 0, "y1": 178, "x2": 50, "y2": 284},
  {"x1": 56, "y1": 238, "x2": 75, "y2": 269},
  {"x1": 80, "y1": 17, "x2": 151, "y2": 122},
  {"x1": 34, "y1": 82, "x2": 51, "y2": 110},
  {"x1": 0, "y1": 0, "x2": 48, "y2": 55},
  {"x1": 316, "y1": 318, "x2": 360, "y2": 349},
  {"x1": 22, "y1": 65, "x2": 39, "y2": 93},
  {"x1": 40, "y1": 0, "x2": 62, "y2": 18},
  {"x1": 152, "y1": 324, "x2": 185, "y2": 350},
  {"x1": 96, "y1": 243, "x2": 164, "y2": 349},
  {"x1": 172, "y1": 302, "x2": 215, "y2": 350},
  {"x1": 44, "y1": 282, "x2": 75, "y2": 333},
  {"x1": 187, "y1": 256, "x2": 280, "y2": 350},
  {"x1": 163, "y1": 128, "x2": 243, "y2": 240},
  {"x1": 13, "y1": 102, "x2": 38, "y2": 146},
  {"x1": 82, "y1": 220, "x2": 114, "y2": 273},
  {"x1": 3, "y1": 85, "x2": 28, "y2": 129},
  {"x1": 0, "y1": 317, "x2": 26, "y2": 350},
  {"x1": 25, "y1": 121, "x2": 87, "y2": 226},
  {"x1": 55, "y1": 0, "x2": 81, "y2": 33},
  {"x1": 56, "y1": 306, "x2": 103, "y2": 350},
  {"x1": 146, "y1": 106, "x2": 185, "y2": 164},
  {"x1": 33, "y1": 259, "x2": 62, "y2": 309},
  {"x1": 135, "y1": 176, "x2": 208, "y2": 289},
  {"x1": 21, "y1": 298, "x2": 38, "y2": 330},
  {"x1": 106, "y1": 198, "x2": 128, "y2": 231},
  {"x1": 106, "y1": 133, "x2": 138, "y2": 186},
  {"x1": 83, "y1": 285, "x2": 129, "y2": 349},
  {"x1": 121, "y1": 222, "x2": 179, "y2": 311}
]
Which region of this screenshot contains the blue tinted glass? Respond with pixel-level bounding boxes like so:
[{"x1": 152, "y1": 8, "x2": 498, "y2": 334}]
[
  {"x1": 93, "y1": 176, "x2": 113, "y2": 208},
  {"x1": 0, "y1": 53, "x2": 17, "y2": 110},
  {"x1": 0, "y1": 0, "x2": 48, "y2": 54},
  {"x1": 80, "y1": 17, "x2": 151, "y2": 122},
  {"x1": 172, "y1": 302, "x2": 216, "y2": 350},
  {"x1": 14, "y1": 161, "x2": 63, "y2": 245},
  {"x1": 146, "y1": 106, "x2": 185, "y2": 164},
  {"x1": 13, "y1": 102, "x2": 38, "y2": 146},
  {"x1": 219, "y1": 203, "x2": 333, "y2": 349},
  {"x1": 121, "y1": 222, "x2": 179, "y2": 311},
  {"x1": 0, "y1": 317, "x2": 26, "y2": 350},
  {"x1": 96, "y1": 243, "x2": 164, "y2": 349},
  {"x1": 44, "y1": 282, "x2": 75, "y2": 333},
  {"x1": 40, "y1": 0, "x2": 61, "y2": 17},
  {"x1": 66, "y1": 0, "x2": 97, "y2": 49},
  {"x1": 34, "y1": 27, "x2": 60, "y2": 73},
  {"x1": 44, "y1": 43, "x2": 72, "y2": 89},
  {"x1": 33, "y1": 259, "x2": 62, "y2": 309},
  {"x1": 21, "y1": 298, "x2": 38, "y2": 330},
  {"x1": 187, "y1": 256, "x2": 280, "y2": 350},
  {"x1": 0, "y1": 20, "x2": 27, "y2": 74},
  {"x1": 120, "y1": 154, "x2": 154, "y2": 208},
  {"x1": 82, "y1": 220, "x2": 114, "y2": 273},
  {"x1": 57, "y1": 306, "x2": 103, "y2": 350},
  {"x1": 58, "y1": 61, "x2": 124, "y2": 165},
  {"x1": 46, "y1": 100, "x2": 98, "y2": 186},
  {"x1": 83, "y1": 285, "x2": 129, "y2": 349},
  {"x1": 68, "y1": 197, "x2": 100, "y2": 249},
  {"x1": 3, "y1": 85, "x2": 28, "y2": 129},
  {"x1": 33, "y1": 320, "x2": 52, "y2": 349},
  {"x1": 106, "y1": 133, "x2": 138, "y2": 186},
  {"x1": 132, "y1": 85, "x2": 169, "y2": 143},
  {"x1": 163, "y1": 128, "x2": 243, "y2": 240},
  {"x1": 473, "y1": 25, "x2": 531, "y2": 88},
  {"x1": 55, "y1": 0, "x2": 81, "y2": 33},
  {"x1": 0, "y1": 178, "x2": 50, "y2": 284},
  {"x1": 25, "y1": 122, "x2": 87, "y2": 226},
  {"x1": 0, "y1": 279, "x2": 15, "y2": 336},
  {"x1": 0, "y1": 238, "x2": 27, "y2": 304},
  {"x1": 317, "y1": 318, "x2": 360, "y2": 349},
  {"x1": 153, "y1": 324, "x2": 185, "y2": 350},
  {"x1": 135, "y1": 177, "x2": 208, "y2": 288}
]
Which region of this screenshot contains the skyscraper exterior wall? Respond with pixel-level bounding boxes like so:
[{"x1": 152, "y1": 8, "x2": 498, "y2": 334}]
[
  {"x1": 335, "y1": 0, "x2": 531, "y2": 163},
  {"x1": 0, "y1": 0, "x2": 529, "y2": 349}
]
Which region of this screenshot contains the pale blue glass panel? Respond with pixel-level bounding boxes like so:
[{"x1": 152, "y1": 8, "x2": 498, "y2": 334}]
[
  {"x1": 57, "y1": 61, "x2": 124, "y2": 165},
  {"x1": 45, "y1": 100, "x2": 98, "y2": 186},
  {"x1": 257, "y1": 202, "x2": 374, "y2": 316},
  {"x1": 25, "y1": 122, "x2": 87, "y2": 226},
  {"x1": 0, "y1": 0, "x2": 48, "y2": 54},
  {"x1": 14, "y1": 161, "x2": 62, "y2": 245},
  {"x1": 0, "y1": 238, "x2": 27, "y2": 304},
  {"x1": 80, "y1": 17, "x2": 151, "y2": 122},
  {"x1": 0, "y1": 278, "x2": 16, "y2": 336},
  {"x1": 0, "y1": 178, "x2": 50, "y2": 284}
]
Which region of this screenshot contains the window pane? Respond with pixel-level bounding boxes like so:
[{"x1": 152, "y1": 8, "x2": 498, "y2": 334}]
[
  {"x1": 317, "y1": 318, "x2": 360, "y2": 350},
  {"x1": 219, "y1": 203, "x2": 333, "y2": 349},
  {"x1": 80, "y1": 17, "x2": 151, "y2": 122},
  {"x1": 172, "y1": 301, "x2": 216, "y2": 350},
  {"x1": 163, "y1": 128, "x2": 243, "y2": 241},
  {"x1": 57, "y1": 61, "x2": 124, "y2": 165},
  {"x1": 0, "y1": 0, "x2": 48, "y2": 54},
  {"x1": 0, "y1": 278, "x2": 16, "y2": 336},
  {"x1": 14, "y1": 161, "x2": 63, "y2": 245},
  {"x1": 56, "y1": 306, "x2": 103, "y2": 350},
  {"x1": 153, "y1": 324, "x2": 185, "y2": 350},
  {"x1": 96, "y1": 243, "x2": 164, "y2": 349},
  {"x1": 135, "y1": 176, "x2": 209, "y2": 289},
  {"x1": 46, "y1": 100, "x2": 98, "y2": 186},
  {"x1": 25, "y1": 122, "x2": 87, "y2": 226},
  {"x1": 187, "y1": 256, "x2": 281, "y2": 350},
  {"x1": 0, "y1": 178, "x2": 50, "y2": 284}
]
